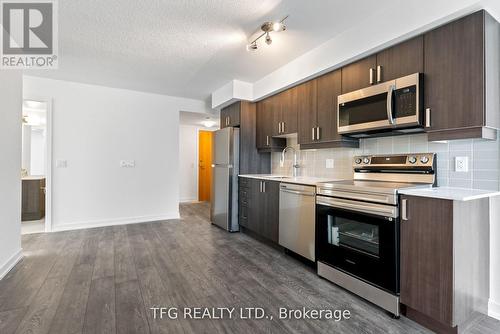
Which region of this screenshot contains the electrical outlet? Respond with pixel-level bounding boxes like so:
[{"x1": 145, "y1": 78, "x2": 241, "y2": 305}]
[
  {"x1": 455, "y1": 156, "x2": 468, "y2": 172},
  {"x1": 120, "y1": 160, "x2": 135, "y2": 168},
  {"x1": 326, "y1": 159, "x2": 334, "y2": 169}
]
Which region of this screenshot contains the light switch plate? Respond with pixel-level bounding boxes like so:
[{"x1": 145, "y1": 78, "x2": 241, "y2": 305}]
[
  {"x1": 56, "y1": 160, "x2": 67, "y2": 168},
  {"x1": 326, "y1": 159, "x2": 334, "y2": 169},
  {"x1": 120, "y1": 160, "x2": 135, "y2": 168},
  {"x1": 455, "y1": 156, "x2": 468, "y2": 172}
]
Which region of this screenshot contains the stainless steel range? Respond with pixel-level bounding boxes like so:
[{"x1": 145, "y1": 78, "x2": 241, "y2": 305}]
[{"x1": 315, "y1": 153, "x2": 436, "y2": 317}]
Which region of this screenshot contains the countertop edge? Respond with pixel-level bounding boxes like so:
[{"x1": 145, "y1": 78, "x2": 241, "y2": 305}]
[{"x1": 399, "y1": 187, "x2": 500, "y2": 202}]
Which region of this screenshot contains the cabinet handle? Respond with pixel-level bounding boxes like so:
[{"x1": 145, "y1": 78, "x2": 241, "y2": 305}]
[
  {"x1": 263, "y1": 181, "x2": 266, "y2": 193},
  {"x1": 377, "y1": 65, "x2": 382, "y2": 83},
  {"x1": 316, "y1": 127, "x2": 320, "y2": 141},
  {"x1": 312, "y1": 127, "x2": 315, "y2": 141},
  {"x1": 402, "y1": 199, "x2": 408, "y2": 221},
  {"x1": 425, "y1": 108, "x2": 431, "y2": 128},
  {"x1": 259, "y1": 181, "x2": 263, "y2": 193},
  {"x1": 369, "y1": 68, "x2": 375, "y2": 85},
  {"x1": 266, "y1": 135, "x2": 269, "y2": 146},
  {"x1": 282, "y1": 122, "x2": 285, "y2": 133}
]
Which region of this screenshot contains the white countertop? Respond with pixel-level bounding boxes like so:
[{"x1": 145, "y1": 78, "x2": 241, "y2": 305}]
[
  {"x1": 238, "y1": 174, "x2": 343, "y2": 186},
  {"x1": 22, "y1": 175, "x2": 46, "y2": 181},
  {"x1": 399, "y1": 187, "x2": 500, "y2": 201}
]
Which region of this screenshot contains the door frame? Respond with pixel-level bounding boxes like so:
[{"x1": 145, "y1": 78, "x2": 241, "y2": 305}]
[{"x1": 23, "y1": 96, "x2": 53, "y2": 233}]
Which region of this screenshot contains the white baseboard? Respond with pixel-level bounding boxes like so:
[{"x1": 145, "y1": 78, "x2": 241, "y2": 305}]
[
  {"x1": 52, "y1": 212, "x2": 180, "y2": 232},
  {"x1": 0, "y1": 249, "x2": 23, "y2": 280},
  {"x1": 489, "y1": 299, "x2": 500, "y2": 320}
]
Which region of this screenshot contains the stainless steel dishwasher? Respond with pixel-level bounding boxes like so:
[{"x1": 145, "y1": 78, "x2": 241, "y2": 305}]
[{"x1": 279, "y1": 183, "x2": 316, "y2": 261}]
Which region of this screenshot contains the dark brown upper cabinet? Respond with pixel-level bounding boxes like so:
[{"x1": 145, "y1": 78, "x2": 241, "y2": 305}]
[
  {"x1": 341, "y1": 38, "x2": 423, "y2": 93},
  {"x1": 424, "y1": 10, "x2": 500, "y2": 141},
  {"x1": 341, "y1": 55, "x2": 376, "y2": 93},
  {"x1": 297, "y1": 80, "x2": 318, "y2": 145},
  {"x1": 375, "y1": 36, "x2": 423, "y2": 83},
  {"x1": 298, "y1": 70, "x2": 359, "y2": 149},
  {"x1": 220, "y1": 102, "x2": 240, "y2": 128},
  {"x1": 256, "y1": 98, "x2": 286, "y2": 151},
  {"x1": 272, "y1": 89, "x2": 298, "y2": 136}
]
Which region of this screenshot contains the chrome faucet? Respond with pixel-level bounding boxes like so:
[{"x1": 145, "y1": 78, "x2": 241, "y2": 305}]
[{"x1": 280, "y1": 146, "x2": 300, "y2": 177}]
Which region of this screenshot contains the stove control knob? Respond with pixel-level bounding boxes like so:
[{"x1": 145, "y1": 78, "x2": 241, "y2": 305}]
[
  {"x1": 355, "y1": 158, "x2": 362, "y2": 164},
  {"x1": 363, "y1": 157, "x2": 370, "y2": 164},
  {"x1": 420, "y1": 156, "x2": 430, "y2": 164},
  {"x1": 408, "y1": 156, "x2": 417, "y2": 164}
]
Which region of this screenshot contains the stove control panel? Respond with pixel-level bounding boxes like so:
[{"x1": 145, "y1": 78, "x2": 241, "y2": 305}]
[{"x1": 353, "y1": 153, "x2": 435, "y2": 168}]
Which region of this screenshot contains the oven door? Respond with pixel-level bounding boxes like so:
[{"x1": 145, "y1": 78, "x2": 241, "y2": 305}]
[
  {"x1": 316, "y1": 196, "x2": 399, "y2": 293},
  {"x1": 337, "y1": 73, "x2": 422, "y2": 135}
]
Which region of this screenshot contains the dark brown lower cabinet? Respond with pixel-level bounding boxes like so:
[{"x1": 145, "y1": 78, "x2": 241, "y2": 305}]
[
  {"x1": 22, "y1": 178, "x2": 46, "y2": 221},
  {"x1": 239, "y1": 177, "x2": 279, "y2": 243},
  {"x1": 400, "y1": 195, "x2": 490, "y2": 334}
]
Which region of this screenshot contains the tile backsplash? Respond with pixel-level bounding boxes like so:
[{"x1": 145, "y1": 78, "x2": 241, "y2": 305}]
[{"x1": 272, "y1": 133, "x2": 500, "y2": 191}]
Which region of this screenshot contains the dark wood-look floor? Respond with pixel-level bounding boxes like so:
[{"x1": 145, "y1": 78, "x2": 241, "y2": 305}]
[{"x1": 1, "y1": 202, "x2": 499, "y2": 334}]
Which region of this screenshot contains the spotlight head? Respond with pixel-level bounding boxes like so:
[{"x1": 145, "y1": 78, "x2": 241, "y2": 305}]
[
  {"x1": 246, "y1": 42, "x2": 258, "y2": 51},
  {"x1": 265, "y1": 33, "x2": 272, "y2": 45}
]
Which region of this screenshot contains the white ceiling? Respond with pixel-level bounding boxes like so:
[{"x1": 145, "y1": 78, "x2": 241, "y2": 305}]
[{"x1": 28, "y1": 0, "x2": 395, "y2": 101}]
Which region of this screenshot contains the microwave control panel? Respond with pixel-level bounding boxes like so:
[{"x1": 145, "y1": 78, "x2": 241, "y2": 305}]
[{"x1": 394, "y1": 86, "x2": 416, "y2": 117}]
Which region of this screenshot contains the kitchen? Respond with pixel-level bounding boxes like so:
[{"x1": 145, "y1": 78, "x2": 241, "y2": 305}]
[
  {"x1": 1, "y1": 2, "x2": 500, "y2": 334},
  {"x1": 211, "y1": 9, "x2": 500, "y2": 334}
]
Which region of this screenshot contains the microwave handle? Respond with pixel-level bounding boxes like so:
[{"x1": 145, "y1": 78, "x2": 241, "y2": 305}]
[{"x1": 386, "y1": 85, "x2": 395, "y2": 125}]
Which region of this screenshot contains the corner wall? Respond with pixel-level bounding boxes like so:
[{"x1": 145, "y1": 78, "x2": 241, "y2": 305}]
[
  {"x1": 23, "y1": 76, "x2": 209, "y2": 231},
  {"x1": 0, "y1": 71, "x2": 23, "y2": 279},
  {"x1": 179, "y1": 125, "x2": 200, "y2": 202}
]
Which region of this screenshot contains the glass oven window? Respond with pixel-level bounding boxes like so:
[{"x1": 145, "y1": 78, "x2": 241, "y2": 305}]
[{"x1": 327, "y1": 215, "x2": 379, "y2": 257}]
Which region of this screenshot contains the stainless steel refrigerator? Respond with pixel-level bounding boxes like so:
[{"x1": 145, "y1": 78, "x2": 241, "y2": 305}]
[{"x1": 211, "y1": 127, "x2": 239, "y2": 232}]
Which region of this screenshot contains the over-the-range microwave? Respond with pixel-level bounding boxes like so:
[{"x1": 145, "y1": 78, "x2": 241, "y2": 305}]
[{"x1": 337, "y1": 73, "x2": 424, "y2": 137}]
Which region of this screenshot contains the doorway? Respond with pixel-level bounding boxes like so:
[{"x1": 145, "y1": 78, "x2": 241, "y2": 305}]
[
  {"x1": 198, "y1": 130, "x2": 213, "y2": 202},
  {"x1": 21, "y1": 99, "x2": 51, "y2": 234}
]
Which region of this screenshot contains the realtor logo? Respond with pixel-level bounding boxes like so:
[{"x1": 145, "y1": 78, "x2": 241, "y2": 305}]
[{"x1": 1, "y1": 0, "x2": 58, "y2": 69}]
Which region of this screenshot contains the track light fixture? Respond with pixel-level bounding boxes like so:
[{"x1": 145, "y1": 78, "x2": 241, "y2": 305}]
[{"x1": 246, "y1": 15, "x2": 288, "y2": 51}]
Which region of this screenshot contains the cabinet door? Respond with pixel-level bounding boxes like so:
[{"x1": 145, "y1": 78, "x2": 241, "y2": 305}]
[
  {"x1": 262, "y1": 181, "x2": 280, "y2": 243},
  {"x1": 246, "y1": 178, "x2": 262, "y2": 234},
  {"x1": 256, "y1": 100, "x2": 270, "y2": 149},
  {"x1": 316, "y1": 70, "x2": 342, "y2": 142},
  {"x1": 400, "y1": 195, "x2": 454, "y2": 326},
  {"x1": 424, "y1": 11, "x2": 484, "y2": 132},
  {"x1": 270, "y1": 94, "x2": 283, "y2": 137},
  {"x1": 341, "y1": 55, "x2": 376, "y2": 93},
  {"x1": 376, "y1": 36, "x2": 423, "y2": 83},
  {"x1": 280, "y1": 89, "x2": 297, "y2": 135},
  {"x1": 297, "y1": 80, "x2": 318, "y2": 145},
  {"x1": 228, "y1": 102, "x2": 240, "y2": 127},
  {"x1": 220, "y1": 108, "x2": 229, "y2": 128}
]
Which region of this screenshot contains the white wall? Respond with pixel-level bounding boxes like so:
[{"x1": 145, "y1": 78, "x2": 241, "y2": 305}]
[
  {"x1": 179, "y1": 125, "x2": 200, "y2": 202},
  {"x1": 490, "y1": 195, "x2": 500, "y2": 319},
  {"x1": 0, "y1": 71, "x2": 23, "y2": 279},
  {"x1": 23, "y1": 76, "x2": 209, "y2": 231}
]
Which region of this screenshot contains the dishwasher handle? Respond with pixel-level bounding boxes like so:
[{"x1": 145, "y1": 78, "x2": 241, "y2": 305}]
[{"x1": 280, "y1": 188, "x2": 316, "y2": 197}]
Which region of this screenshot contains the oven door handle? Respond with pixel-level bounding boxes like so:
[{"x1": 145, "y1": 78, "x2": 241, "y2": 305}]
[
  {"x1": 317, "y1": 197, "x2": 398, "y2": 218},
  {"x1": 280, "y1": 189, "x2": 316, "y2": 197}
]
